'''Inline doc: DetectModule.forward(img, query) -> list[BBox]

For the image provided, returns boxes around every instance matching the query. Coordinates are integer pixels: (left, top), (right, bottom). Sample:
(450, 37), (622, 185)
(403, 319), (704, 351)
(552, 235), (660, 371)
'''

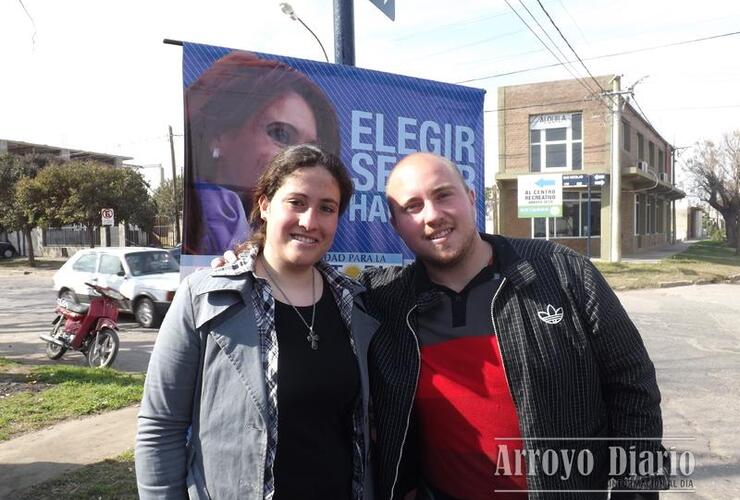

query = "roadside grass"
(0, 360), (144, 441)
(15, 449), (138, 500)
(0, 257), (66, 271)
(595, 240), (740, 290)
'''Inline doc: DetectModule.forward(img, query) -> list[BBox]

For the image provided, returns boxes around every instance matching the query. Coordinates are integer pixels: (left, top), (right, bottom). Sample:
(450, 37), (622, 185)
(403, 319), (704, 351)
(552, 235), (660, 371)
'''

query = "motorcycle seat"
(58, 300), (89, 314)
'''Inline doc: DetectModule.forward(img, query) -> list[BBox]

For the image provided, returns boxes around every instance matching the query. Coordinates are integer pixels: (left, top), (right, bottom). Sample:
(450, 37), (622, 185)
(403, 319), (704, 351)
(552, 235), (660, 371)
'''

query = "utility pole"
(608, 76), (622, 262)
(334, 0), (355, 65)
(168, 125), (181, 245)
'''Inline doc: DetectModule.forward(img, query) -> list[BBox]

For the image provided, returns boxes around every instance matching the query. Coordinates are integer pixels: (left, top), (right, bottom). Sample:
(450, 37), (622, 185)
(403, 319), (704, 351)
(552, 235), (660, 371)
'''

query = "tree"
(152, 175), (183, 221)
(15, 161), (156, 248)
(685, 132), (740, 255)
(0, 153), (55, 266)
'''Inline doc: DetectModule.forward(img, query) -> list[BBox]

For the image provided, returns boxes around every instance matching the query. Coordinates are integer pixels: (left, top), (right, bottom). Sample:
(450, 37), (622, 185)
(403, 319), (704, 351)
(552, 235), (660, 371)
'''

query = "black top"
(272, 277), (359, 500)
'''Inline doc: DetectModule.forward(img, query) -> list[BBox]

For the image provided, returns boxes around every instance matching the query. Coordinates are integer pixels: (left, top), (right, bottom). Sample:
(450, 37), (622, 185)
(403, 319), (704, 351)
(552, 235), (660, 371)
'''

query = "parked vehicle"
(53, 247), (180, 328)
(0, 241), (17, 259)
(168, 243), (181, 264)
(40, 282), (124, 368)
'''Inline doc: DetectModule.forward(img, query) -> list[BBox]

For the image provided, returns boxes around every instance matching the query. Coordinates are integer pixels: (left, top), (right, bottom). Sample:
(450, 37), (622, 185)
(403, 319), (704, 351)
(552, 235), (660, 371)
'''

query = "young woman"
(184, 51), (340, 255)
(136, 144), (377, 500)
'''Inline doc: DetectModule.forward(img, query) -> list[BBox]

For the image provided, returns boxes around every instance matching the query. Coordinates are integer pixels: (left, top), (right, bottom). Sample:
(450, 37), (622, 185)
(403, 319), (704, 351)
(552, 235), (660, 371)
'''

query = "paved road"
(618, 284), (740, 499)
(0, 273), (156, 372)
(0, 272), (738, 497)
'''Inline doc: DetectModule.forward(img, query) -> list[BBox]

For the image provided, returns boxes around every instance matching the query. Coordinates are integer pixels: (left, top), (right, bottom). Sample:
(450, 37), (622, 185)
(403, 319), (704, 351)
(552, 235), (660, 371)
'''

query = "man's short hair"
(385, 153), (471, 220)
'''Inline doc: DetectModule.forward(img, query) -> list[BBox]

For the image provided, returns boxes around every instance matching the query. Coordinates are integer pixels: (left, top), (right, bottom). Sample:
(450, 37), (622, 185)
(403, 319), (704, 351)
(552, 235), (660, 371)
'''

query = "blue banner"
(181, 41), (485, 275)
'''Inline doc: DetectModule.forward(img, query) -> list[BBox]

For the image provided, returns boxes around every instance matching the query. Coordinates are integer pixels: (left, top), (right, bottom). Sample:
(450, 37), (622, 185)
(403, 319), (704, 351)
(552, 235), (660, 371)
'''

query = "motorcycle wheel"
(46, 317), (68, 360)
(86, 328), (119, 368)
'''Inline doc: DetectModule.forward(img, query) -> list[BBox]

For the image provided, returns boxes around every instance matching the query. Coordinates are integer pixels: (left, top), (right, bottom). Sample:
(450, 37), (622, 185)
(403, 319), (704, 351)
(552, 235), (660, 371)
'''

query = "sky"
(1, 0), (738, 189)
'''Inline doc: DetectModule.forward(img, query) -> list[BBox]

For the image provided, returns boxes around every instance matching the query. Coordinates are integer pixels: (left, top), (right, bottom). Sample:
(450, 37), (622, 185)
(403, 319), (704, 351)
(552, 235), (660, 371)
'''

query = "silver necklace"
(262, 261), (319, 350)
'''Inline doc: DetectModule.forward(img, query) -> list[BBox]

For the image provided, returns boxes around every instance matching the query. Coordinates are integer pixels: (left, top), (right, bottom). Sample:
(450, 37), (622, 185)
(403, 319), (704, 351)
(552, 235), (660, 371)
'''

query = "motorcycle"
(40, 282), (124, 368)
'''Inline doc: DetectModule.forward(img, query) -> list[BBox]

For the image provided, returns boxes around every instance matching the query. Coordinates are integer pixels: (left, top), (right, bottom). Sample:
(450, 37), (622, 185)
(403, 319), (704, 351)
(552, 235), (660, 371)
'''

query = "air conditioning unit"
(637, 160), (649, 172)
(659, 172), (669, 182)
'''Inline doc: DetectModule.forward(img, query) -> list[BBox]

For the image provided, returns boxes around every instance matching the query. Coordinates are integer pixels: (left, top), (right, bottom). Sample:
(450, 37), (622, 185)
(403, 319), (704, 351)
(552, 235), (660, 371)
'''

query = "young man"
(362, 152), (667, 500)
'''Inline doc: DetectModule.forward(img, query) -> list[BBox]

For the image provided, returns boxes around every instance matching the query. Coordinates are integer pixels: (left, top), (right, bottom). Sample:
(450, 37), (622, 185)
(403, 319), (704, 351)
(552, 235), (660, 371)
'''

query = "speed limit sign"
(101, 208), (115, 226)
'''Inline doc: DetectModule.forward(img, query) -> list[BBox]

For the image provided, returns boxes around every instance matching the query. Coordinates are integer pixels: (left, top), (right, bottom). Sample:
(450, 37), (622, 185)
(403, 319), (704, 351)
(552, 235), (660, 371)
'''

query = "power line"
(631, 95), (655, 129)
(16, 0), (37, 48)
(456, 30), (740, 84)
(406, 29), (524, 62)
(517, 0), (598, 95)
(556, 0), (588, 44)
(484, 97), (596, 114)
(501, 0), (601, 100)
(535, 0), (605, 94)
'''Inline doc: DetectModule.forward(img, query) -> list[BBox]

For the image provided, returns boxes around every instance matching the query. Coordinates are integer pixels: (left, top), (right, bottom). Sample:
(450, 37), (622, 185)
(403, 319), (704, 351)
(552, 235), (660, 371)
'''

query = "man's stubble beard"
(422, 222), (479, 272)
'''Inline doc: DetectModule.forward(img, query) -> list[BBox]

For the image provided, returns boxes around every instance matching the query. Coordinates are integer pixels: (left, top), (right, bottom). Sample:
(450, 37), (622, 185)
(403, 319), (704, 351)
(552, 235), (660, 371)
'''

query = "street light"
(279, 2), (330, 63)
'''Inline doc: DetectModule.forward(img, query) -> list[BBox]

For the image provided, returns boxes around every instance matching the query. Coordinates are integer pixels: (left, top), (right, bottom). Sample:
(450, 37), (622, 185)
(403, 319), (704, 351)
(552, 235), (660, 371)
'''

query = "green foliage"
(709, 225), (726, 242)
(13, 161), (156, 234)
(152, 175), (183, 220)
(0, 153), (54, 232)
(0, 364), (144, 441)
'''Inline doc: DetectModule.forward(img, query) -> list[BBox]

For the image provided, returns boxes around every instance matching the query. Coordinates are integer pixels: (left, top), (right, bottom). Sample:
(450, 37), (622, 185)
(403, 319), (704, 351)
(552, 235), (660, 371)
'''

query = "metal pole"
(334, 0), (355, 65)
(168, 125), (181, 245)
(609, 76), (622, 262)
(586, 179), (592, 258)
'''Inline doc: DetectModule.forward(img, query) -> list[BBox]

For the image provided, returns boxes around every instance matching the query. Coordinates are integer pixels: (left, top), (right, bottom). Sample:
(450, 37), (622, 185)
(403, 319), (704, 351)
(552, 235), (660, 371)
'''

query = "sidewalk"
(0, 405), (139, 497)
(592, 239), (699, 264)
(620, 239), (699, 263)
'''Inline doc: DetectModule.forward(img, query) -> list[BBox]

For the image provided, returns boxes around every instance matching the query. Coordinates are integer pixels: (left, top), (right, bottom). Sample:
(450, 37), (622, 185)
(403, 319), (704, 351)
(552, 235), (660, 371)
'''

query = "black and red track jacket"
(361, 234), (668, 500)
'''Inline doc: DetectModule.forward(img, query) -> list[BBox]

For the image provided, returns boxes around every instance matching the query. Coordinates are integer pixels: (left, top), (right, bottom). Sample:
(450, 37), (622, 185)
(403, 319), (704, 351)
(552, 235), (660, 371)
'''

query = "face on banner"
(180, 42), (485, 275)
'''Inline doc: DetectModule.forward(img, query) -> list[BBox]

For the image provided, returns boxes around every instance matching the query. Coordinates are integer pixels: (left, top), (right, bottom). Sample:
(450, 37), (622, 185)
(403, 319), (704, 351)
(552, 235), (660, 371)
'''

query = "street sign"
(517, 174), (563, 218)
(369, 0), (395, 20)
(101, 208), (115, 226)
(562, 173), (609, 187)
(591, 173), (607, 186)
(562, 174), (589, 187)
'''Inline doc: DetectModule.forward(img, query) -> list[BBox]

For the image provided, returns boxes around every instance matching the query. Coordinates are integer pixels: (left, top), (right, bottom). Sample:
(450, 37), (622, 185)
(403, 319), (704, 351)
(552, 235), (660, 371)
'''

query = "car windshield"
(124, 251), (179, 276)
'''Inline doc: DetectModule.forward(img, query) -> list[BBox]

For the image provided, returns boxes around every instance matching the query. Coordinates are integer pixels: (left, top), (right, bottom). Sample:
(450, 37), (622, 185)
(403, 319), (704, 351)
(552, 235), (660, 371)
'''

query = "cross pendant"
(307, 328), (320, 350)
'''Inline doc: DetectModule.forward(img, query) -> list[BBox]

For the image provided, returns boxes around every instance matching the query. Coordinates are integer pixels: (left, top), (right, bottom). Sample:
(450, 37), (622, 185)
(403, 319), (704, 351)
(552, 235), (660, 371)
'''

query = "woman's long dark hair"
(235, 144), (353, 255)
(183, 51), (340, 255)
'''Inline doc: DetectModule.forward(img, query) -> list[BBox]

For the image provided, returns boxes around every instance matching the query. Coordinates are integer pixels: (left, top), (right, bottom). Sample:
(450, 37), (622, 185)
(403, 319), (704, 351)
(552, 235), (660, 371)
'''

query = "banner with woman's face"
(181, 41), (485, 276)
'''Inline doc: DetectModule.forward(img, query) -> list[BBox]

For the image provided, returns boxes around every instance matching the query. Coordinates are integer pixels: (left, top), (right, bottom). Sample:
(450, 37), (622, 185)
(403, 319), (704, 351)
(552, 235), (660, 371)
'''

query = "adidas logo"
(538, 304), (564, 325)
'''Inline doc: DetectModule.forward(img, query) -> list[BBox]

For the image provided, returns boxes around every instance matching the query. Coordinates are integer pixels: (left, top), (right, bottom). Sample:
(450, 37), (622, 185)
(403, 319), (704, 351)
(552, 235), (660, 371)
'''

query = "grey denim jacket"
(135, 259), (378, 500)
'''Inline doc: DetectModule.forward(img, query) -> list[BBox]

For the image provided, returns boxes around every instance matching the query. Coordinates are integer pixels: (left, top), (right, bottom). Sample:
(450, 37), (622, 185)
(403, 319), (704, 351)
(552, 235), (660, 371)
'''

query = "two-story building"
(495, 75), (684, 258)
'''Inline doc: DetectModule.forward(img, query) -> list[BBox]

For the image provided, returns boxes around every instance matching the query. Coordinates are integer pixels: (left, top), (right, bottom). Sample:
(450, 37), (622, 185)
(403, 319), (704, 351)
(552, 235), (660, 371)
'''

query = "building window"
(634, 194), (640, 235)
(648, 141), (655, 169)
(657, 198), (664, 233)
(530, 113), (583, 172)
(637, 133), (645, 161)
(622, 120), (631, 151)
(647, 195), (655, 233)
(658, 149), (665, 174)
(532, 191), (601, 238)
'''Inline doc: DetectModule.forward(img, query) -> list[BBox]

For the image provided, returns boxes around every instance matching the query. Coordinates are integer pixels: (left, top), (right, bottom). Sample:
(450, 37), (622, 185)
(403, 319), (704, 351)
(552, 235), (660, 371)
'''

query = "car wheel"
(135, 297), (159, 328)
(59, 289), (78, 305)
(2, 247), (15, 258)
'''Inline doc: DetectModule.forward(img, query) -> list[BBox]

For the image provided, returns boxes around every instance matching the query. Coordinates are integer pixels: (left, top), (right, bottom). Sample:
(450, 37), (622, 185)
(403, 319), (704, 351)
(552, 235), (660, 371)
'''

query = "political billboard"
(180, 41), (485, 275)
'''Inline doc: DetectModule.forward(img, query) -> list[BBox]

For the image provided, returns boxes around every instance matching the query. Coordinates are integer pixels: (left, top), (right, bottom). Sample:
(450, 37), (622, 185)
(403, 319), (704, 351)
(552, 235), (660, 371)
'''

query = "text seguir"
(346, 110), (479, 223)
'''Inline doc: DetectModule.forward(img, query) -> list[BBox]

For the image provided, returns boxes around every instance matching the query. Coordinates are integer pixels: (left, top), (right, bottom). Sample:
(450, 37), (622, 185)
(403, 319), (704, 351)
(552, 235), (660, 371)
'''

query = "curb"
(656, 277), (740, 288)
(659, 280), (693, 288)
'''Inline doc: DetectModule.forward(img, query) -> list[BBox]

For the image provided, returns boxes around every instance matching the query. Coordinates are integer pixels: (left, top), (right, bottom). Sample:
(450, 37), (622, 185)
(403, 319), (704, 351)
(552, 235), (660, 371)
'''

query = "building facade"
(496, 76), (684, 259)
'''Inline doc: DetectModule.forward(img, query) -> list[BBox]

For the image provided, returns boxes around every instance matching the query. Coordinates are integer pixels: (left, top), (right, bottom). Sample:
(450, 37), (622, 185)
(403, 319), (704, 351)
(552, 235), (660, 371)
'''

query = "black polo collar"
(412, 233), (537, 295)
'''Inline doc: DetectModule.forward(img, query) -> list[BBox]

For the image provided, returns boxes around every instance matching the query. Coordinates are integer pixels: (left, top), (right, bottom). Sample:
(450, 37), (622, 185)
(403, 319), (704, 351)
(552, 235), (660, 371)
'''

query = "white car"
(53, 247), (180, 328)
